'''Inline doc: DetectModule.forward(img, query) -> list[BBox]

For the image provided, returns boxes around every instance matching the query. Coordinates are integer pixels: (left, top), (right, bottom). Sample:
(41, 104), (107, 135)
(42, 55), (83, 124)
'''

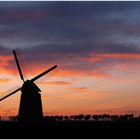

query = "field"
(0, 120), (140, 138)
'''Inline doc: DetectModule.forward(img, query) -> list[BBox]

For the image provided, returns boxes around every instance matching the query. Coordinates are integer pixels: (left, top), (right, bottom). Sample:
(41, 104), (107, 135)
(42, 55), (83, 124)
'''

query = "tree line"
(43, 114), (135, 121)
(3, 113), (140, 122)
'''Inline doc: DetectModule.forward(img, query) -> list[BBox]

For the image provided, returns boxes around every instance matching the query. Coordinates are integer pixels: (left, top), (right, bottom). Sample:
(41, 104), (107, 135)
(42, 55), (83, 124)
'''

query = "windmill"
(0, 50), (57, 123)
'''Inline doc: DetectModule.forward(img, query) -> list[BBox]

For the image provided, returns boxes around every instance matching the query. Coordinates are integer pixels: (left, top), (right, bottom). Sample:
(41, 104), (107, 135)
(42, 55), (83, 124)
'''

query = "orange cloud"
(1, 52), (140, 81)
(71, 87), (88, 93)
(57, 67), (116, 79)
(0, 90), (6, 95)
(0, 55), (13, 66)
(0, 79), (10, 83)
(87, 53), (140, 62)
(37, 81), (72, 86)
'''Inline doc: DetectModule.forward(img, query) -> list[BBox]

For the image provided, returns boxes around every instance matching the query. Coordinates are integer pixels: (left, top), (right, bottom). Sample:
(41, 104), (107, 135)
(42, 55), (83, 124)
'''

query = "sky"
(0, 1), (140, 117)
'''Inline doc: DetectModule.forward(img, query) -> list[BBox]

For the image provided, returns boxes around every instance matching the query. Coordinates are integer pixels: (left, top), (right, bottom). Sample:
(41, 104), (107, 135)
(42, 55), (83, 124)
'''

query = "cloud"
(87, 53), (140, 63)
(0, 9), (48, 23)
(0, 79), (10, 83)
(0, 90), (6, 95)
(71, 87), (88, 93)
(0, 1), (140, 81)
(0, 2), (140, 54)
(0, 1), (139, 65)
(0, 45), (140, 82)
(37, 81), (72, 86)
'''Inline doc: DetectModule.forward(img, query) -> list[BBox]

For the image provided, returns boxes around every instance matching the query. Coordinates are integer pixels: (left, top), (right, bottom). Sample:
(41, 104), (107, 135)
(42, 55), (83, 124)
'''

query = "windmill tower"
(0, 50), (57, 124)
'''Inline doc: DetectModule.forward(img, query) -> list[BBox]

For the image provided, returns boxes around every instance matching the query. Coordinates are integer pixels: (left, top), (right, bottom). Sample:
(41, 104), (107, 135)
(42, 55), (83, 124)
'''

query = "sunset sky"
(0, 1), (140, 117)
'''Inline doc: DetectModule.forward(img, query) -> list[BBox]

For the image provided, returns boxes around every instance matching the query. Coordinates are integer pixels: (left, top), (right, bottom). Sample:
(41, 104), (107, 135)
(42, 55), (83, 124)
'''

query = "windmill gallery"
(0, 50), (57, 123)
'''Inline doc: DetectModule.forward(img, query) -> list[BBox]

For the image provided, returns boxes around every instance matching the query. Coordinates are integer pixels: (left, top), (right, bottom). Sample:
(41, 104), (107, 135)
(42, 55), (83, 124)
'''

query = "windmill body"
(18, 80), (43, 123)
(0, 50), (57, 124)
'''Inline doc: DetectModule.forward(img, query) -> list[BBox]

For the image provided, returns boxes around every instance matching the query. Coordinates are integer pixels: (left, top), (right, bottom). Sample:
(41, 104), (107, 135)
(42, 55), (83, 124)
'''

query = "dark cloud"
(0, 1), (139, 55)
(0, 2), (140, 77)
(0, 46), (11, 56)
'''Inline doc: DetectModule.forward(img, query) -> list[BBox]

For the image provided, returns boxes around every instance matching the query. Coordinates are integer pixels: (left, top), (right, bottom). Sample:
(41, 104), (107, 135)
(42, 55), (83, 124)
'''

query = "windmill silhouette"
(0, 50), (57, 123)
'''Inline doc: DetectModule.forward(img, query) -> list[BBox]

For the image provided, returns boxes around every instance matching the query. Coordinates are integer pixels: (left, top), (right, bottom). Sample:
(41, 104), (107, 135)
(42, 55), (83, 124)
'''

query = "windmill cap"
(21, 80), (41, 93)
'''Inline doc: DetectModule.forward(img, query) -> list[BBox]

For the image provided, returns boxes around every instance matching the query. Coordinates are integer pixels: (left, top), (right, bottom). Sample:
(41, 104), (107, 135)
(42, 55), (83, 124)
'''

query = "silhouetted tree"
(77, 114), (84, 120)
(9, 116), (17, 121)
(121, 114), (134, 121)
(98, 115), (103, 121)
(119, 114), (129, 121)
(58, 116), (63, 121)
(137, 116), (140, 121)
(43, 116), (55, 121)
(15, 115), (18, 121)
(84, 115), (91, 120)
(44, 116), (50, 120)
(54, 115), (59, 120)
(92, 115), (99, 121)
(128, 114), (134, 120)
(70, 115), (74, 120)
(50, 116), (56, 121)
(74, 115), (78, 120)
(64, 116), (69, 120)
(102, 114), (110, 121)
(111, 115), (119, 121)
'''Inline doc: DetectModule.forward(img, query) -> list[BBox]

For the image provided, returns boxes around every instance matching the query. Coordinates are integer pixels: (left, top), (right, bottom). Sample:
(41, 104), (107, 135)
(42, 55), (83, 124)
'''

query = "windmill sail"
(13, 50), (25, 82)
(0, 65), (57, 101)
(30, 65), (57, 82)
(0, 87), (22, 101)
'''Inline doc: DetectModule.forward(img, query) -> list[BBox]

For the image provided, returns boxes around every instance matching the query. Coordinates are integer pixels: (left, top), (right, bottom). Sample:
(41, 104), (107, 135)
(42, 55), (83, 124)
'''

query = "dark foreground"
(0, 120), (140, 138)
